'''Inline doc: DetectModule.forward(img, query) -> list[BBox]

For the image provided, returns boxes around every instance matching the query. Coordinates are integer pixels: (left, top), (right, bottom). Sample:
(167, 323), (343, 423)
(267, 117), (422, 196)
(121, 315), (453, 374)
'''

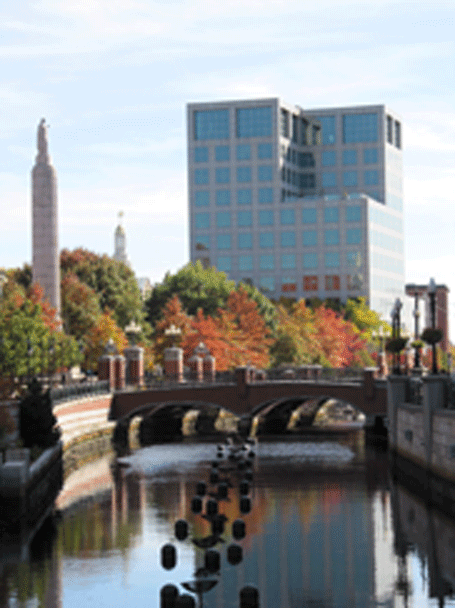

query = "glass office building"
(187, 98), (404, 319)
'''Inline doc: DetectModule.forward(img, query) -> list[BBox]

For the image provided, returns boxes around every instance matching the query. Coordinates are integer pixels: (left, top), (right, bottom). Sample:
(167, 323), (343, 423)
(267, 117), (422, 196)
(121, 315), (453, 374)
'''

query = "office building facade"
(187, 98), (404, 319)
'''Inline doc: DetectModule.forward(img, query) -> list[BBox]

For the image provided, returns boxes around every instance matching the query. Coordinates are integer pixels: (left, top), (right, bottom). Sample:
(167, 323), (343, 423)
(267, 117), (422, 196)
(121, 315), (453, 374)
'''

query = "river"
(2, 434), (455, 607)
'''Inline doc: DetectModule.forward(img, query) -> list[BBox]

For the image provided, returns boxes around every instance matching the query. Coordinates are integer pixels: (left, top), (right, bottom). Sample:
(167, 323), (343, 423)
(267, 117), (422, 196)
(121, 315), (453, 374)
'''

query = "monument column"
(32, 118), (61, 315)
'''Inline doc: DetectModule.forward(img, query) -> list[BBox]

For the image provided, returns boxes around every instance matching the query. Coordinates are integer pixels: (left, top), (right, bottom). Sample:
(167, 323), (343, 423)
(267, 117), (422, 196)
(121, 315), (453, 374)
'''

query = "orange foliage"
(27, 283), (60, 331)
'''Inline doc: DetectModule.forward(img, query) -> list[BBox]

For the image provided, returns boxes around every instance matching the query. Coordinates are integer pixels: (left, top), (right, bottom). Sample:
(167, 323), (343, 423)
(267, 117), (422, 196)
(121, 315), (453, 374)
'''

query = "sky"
(0, 0), (454, 334)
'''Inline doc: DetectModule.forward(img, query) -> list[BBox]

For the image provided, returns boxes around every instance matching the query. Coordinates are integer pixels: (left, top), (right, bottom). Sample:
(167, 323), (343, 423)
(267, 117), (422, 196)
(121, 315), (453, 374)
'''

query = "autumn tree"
(61, 273), (100, 339)
(83, 311), (128, 371)
(153, 295), (193, 364)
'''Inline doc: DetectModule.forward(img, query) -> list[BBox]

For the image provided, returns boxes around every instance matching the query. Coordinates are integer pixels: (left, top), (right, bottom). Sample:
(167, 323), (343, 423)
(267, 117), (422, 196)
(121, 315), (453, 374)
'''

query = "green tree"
(19, 379), (60, 448)
(61, 273), (100, 339)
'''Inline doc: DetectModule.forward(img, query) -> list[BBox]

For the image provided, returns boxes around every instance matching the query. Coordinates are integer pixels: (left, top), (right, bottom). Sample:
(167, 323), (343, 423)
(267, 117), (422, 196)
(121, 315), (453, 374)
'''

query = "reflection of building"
(187, 99), (404, 319)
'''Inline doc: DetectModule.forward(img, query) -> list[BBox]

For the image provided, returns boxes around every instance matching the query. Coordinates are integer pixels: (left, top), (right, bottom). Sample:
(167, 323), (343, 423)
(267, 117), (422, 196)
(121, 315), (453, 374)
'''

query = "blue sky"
(1, 0), (454, 333)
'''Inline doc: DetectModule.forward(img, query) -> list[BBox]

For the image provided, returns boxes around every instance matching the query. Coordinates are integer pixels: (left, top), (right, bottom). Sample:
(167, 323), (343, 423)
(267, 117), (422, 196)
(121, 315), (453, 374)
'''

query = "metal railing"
(50, 380), (110, 406)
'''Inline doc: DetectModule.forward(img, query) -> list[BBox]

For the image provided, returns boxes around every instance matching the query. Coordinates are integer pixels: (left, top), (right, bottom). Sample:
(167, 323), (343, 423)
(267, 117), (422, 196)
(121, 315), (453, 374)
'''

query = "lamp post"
(391, 298), (403, 374)
(413, 291), (421, 370)
(164, 324), (182, 347)
(428, 278), (438, 374)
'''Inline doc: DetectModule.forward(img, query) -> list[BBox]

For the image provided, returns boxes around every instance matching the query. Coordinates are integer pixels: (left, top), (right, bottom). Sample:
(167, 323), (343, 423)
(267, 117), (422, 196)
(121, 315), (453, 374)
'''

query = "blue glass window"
(194, 147), (209, 162)
(343, 150), (357, 165)
(259, 277), (275, 292)
(195, 168), (209, 185)
(258, 187), (273, 204)
(260, 254), (275, 270)
(302, 208), (317, 223)
(236, 106), (272, 138)
(217, 256), (231, 271)
(258, 165), (273, 181)
(195, 109), (229, 140)
(280, 209), (295, 225)
(303, 253), (318, 269)
(343, 113), (378, 143)
(325, 252), (340, 267)
(216, 211), (231, 227)
(195, 212), (210, 229)
(236, 144), (251, 160)
(259, 210), (274, 225)
(238, 211), (252, 227)
(215, 145), (230, 161)
(347, 251), (361, 266)
(216, 190), (231, 206)
(322, 151), (336, 166)
(302, 230), (317, 246)
(238, 233), (252, 249)
(194, 191), (209, 207)
(215, 167), (230, 184)
(343, 171), (358, 187)
(325, 229), (339, 245)
(324, 207), (339, 222)
(195, 235), (209, 249)
(239, 255), (253, 271)
(281, 254), (296, 269)
(237, 166), (252, 183)
(364, 169), (379, 185)
(317, 115), (336, 144)
(217, 234), (231, 249)
(346, 205), (362, 222)
(237, 189), (252, 205)
(364, 148), (378, 164)
(347, 228), (362, 244)
(257, 143), (273, 159)
(260, 232), (274, 247)
(281, 231), (295, 247)
(322, 172), (336, 188)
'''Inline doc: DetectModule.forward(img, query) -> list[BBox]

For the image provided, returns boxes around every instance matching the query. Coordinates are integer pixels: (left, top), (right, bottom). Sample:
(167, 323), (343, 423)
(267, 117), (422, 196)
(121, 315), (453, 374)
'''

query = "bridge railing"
(264, 367), (363, 383)
(50, 380), (111, 406)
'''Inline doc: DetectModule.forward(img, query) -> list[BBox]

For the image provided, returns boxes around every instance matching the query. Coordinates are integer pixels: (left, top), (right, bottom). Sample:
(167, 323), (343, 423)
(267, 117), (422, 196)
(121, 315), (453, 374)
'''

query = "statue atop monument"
(36, 118), (50, 163)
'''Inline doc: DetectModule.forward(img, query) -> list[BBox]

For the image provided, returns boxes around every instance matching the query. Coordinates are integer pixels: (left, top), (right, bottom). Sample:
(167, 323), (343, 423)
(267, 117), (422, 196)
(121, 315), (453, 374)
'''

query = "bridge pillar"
(188, 355), (203, 382)
(164, 347), (183, 382)
(387, 375), (410, 449)
(203, 355), (216, 382)
(124, 346), (144, 386)
(422, 375), (446, 468)
(363, 367), (378, 400)
(98, 354), (115, 390)
(114, 355), (126, 391)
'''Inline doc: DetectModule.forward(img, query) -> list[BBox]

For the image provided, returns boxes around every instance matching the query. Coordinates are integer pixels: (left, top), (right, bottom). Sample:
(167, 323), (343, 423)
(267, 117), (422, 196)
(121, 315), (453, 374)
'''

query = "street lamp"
(412, 291), (421, 370)
(164, 324), (182, 347)
(428, 278), (438, 374)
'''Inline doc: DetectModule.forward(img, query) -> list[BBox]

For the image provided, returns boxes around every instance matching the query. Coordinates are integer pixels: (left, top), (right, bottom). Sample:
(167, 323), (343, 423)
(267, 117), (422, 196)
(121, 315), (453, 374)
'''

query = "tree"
(153, 295), (193, 364)
(19, 379), (60, 448)
(61, 273), (100, 339)
(83, 311), (128, 371)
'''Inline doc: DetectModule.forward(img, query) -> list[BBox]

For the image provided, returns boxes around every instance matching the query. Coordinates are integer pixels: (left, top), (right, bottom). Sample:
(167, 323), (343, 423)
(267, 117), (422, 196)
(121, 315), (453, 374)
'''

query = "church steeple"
(113, 211), (130, 266)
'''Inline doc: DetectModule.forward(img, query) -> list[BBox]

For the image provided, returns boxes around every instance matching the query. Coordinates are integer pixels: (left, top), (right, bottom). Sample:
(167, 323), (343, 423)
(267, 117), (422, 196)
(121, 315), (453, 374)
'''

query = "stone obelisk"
(32, 118), (61, 315)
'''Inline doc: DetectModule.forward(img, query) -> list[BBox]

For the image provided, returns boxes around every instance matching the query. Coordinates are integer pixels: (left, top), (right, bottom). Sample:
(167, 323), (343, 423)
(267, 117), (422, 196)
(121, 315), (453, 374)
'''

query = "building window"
(280, 209), (295, 225)
(217, 234), (231, 249)
(302, 208), (317, 223)
(216, 190), (231, 205)
(195, 168), (209, 185)
(194, 191), (209, 207)
(215, 145), (230, 161)
(259, 277), (275, 293)
(217, 256), (231, 271)
(302, 230), (317, 246)
(343, 113), (378, 143)
(260, 254), (275, 270)
(239, 255), (253, 271)
(238, 233), (252, 248)
(317, 115), (336, 145)
(195, 212), (210, 229)
(194, 109), (229, 140)
(258, 187), (273, 204)
(259, 210), (274, 226)
(237, 106), (272, 138)
(303, 253), (318, 269)
(281, 231), (296, 247)
(346, 228), (362, 244)
(347, 251), (362, 267)
(343, 171), (358, 187)
(236, 144), (251, 161)
(387, 115), (393, 144)
(258, 143), (273, 159)
(325, 275), (340, 290)
(364, 148), (378, 164)
(300, 173), (316, 189)
(364, 169), (379, 185)
(322, 172), (336, 188)
(215, 167), (230, 184)
(216, 211), (231, 228)
(280, 108), (289, 138)
(237, 211), (252, 227)
(258, 165), (273, 181)
(324, 229), (339, 245)
(237, 189), (252, 205)
(281, 254), (296, 269)
(260, 232), (274, 248)
(342, 150), (357, 165)
(395, 120), (401, 149)
(282, 277), (297, 292)
(322, 151), (336, 167)
(292, 114), (299, 142)
(195, 235), (210, 249)
(324, 207), (339, 223)
(325, 252), (340, 268)
(303, 275), (318, 291)
(346, 205), (362, 222)
(194, 147), (209, 162)
(237, 166), (252, 183)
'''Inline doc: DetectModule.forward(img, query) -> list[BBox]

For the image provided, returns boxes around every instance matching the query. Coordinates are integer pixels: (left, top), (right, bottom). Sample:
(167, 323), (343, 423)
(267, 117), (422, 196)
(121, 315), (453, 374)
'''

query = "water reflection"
(1, 437), (455, 607)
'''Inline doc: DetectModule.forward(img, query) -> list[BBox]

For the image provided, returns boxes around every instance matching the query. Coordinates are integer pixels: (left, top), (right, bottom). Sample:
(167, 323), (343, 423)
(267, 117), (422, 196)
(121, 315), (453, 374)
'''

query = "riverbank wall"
(388, 375), (455, 486)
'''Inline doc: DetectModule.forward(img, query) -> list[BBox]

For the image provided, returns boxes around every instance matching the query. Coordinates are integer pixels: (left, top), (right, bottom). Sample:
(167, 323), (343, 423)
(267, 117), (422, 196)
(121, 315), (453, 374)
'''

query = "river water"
(2, 435), (455, 608)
